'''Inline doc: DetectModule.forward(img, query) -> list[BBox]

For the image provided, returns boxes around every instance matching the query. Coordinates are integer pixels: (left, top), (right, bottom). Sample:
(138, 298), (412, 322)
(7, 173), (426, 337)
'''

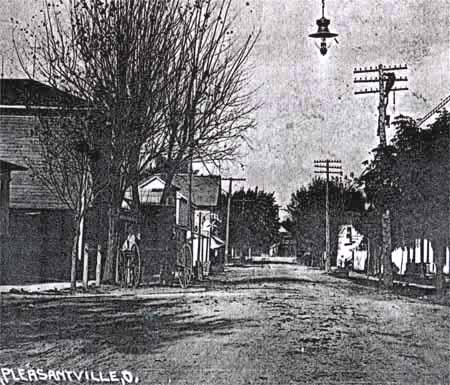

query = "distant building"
(123, 173), (223, 280)
(336, 224), (367, 271)
(269, 225), (296, 258)
(124, 175), (189, 226)
(172, 174), (223, 275)
(336, 223), (449, 275)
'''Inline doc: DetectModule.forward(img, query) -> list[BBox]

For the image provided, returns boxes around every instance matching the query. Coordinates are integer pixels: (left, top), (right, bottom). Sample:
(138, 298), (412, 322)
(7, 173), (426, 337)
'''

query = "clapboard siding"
(0, 80), (82, 284)
(0, 114), (67, 209)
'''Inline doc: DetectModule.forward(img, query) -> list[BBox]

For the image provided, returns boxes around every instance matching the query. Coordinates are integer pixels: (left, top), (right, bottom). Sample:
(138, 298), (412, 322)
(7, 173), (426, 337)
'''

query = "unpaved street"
(0, 265), (449, 385)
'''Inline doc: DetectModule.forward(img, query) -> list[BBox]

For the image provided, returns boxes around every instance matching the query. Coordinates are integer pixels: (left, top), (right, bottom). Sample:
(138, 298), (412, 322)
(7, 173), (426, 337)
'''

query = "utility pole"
(234, 196), (256, 261)
(314, 159), (342, 272)
(188, 152), (194, 254)
(222, 177), (246, 264)
(354, 63), (408, 288)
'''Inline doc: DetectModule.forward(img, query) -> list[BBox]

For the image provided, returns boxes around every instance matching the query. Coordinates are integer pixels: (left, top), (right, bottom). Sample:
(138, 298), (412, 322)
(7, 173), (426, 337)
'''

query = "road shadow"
(207, 276), (314, 287)
(334, 274), (450, 305)
(0, 296), (250, 355)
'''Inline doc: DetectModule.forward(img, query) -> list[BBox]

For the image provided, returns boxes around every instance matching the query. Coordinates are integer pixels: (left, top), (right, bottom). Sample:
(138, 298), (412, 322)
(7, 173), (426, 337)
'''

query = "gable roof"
(123, 175), (183, 207)
(172, 174), (221, 207)
(0, 78), (84, 110)
(139, 175), (179, 191)
(135, 174), (221, 207)
(0, 159), (27, 172)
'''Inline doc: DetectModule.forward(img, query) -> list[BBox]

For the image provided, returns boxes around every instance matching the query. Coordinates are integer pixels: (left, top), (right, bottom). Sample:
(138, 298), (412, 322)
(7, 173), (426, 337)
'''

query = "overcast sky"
(1, 0), (449, 207)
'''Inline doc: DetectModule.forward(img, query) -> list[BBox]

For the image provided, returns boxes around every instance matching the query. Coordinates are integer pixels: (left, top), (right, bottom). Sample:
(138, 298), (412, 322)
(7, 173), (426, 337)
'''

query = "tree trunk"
(369, 239), (379, 277)
(96, 244), (102, 287)
(378, 245), (382, 277)
(70, 222), (79, 292)
(82, 240), (89, 290)
(79, 175), (88, 289)
(78, 216), (88, 289)
(103, 208), (118, 283)
(131, 173), (142, 244)
(381, 209), (393, 288)
(419, 237), (425, 278)
(365, 238), (370, 275)
(433, 238), (446, 291)
(160, 164), (179, 205)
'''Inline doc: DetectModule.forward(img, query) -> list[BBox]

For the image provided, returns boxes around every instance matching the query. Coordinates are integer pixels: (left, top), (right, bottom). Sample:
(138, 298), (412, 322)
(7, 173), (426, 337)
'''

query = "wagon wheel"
(178, 243), (192, 289)
(125, 244), (142, 288)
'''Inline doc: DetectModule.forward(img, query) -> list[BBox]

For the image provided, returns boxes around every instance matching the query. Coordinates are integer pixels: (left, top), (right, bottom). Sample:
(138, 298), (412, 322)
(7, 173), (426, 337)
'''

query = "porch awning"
(210, 235), (225, 249)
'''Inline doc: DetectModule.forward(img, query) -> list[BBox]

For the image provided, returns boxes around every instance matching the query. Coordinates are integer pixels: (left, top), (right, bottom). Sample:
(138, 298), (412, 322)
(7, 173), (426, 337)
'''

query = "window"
(166, 197), (175, 206)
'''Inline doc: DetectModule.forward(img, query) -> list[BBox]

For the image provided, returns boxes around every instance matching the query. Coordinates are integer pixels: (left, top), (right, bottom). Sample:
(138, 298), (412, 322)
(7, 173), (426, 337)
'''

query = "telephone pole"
(314, 159), (342, 272)
(354, 63), (408, 288)
(222, 177), (246, 264)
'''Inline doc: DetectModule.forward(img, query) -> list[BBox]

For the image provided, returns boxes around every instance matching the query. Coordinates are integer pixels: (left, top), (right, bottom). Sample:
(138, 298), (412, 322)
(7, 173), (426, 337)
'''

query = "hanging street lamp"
(309, 0), (339, 56)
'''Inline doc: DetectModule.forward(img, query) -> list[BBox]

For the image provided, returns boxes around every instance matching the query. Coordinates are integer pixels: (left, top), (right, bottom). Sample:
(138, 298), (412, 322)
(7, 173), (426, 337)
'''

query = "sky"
(1, 0), (449, 207)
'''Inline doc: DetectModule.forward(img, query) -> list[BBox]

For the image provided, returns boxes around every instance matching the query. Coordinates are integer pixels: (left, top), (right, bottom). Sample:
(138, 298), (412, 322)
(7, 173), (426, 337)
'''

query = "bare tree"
(15, 0), (183, 283)
(154, 0), (260, 199)
(15, 0), (259, 285)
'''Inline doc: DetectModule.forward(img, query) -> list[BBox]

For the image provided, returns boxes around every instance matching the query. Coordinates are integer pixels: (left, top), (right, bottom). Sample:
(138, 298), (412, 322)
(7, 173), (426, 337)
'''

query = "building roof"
(123, 175), (183, 207)
(0, 79), (83, 210)
(128, 174), (221, 208)
(0, 78), (84, 109)
(138, 174), (221, 207)
(172, 174), (221, 207)
(279, 225), (289, 234)
(0, 159), (27, 172)
(139, 175), (179, 191)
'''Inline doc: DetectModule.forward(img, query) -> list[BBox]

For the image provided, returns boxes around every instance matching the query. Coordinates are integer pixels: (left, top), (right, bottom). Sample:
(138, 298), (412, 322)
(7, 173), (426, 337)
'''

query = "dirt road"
(0, 265), (448, 385)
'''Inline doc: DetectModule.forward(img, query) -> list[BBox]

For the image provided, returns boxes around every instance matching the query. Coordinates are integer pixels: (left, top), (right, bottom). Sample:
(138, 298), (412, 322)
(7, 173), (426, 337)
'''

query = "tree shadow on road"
(207, 276), (314, 287)
(0, 297), (251, 355)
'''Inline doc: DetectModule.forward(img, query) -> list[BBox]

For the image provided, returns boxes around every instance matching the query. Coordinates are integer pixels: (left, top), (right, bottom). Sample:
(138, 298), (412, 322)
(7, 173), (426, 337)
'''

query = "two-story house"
(0, 79), (78, 284)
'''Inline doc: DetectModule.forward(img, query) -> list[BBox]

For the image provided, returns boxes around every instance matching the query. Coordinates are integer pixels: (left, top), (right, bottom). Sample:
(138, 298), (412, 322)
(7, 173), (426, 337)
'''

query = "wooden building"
(123, 174), (223, 281)
(0, 79), (76, 284)
(171, 174), (223, 275)
(0, 160), (27, 234)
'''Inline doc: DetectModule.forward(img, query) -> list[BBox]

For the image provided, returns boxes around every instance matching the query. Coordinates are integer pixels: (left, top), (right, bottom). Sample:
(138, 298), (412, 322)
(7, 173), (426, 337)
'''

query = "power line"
(314, 159), (342, 272)
(353, 64), (408, 146)
(222, 177), (246, 264)
(353, 63), (408, 287)
(417, 94), (450, 127)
